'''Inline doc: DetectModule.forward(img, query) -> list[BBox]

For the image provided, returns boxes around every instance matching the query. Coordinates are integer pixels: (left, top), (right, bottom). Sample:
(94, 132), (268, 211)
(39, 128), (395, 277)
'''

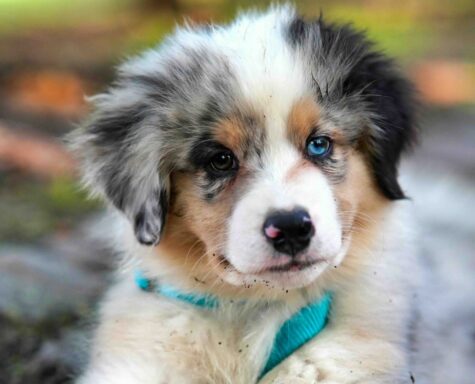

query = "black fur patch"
(189, 135), (238, 200)
(287, 17), (417, 199)
(189, 134), (229, 168)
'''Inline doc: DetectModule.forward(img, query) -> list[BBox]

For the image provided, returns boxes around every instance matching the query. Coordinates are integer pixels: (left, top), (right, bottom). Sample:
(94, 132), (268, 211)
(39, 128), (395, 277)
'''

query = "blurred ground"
(0, 0), (474, 383)
(402, 108), (475, 384)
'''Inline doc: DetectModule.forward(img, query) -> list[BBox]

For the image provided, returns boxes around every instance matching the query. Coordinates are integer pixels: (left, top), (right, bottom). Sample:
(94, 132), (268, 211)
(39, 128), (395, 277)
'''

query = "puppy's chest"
(156, 304), (282, 383)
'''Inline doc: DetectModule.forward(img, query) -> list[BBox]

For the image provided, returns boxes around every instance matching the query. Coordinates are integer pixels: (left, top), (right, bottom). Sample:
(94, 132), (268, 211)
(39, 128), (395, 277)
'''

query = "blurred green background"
(0, 1), (474, 383)
(1, 0), (474, 243)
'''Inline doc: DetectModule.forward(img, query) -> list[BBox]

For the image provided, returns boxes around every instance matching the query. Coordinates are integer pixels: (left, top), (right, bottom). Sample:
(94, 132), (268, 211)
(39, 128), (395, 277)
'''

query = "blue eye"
(306, 136), (332, 159)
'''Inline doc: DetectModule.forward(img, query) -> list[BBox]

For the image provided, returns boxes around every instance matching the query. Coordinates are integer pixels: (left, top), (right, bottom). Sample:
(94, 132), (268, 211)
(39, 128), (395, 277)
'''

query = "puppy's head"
(71, 8), (416, 293)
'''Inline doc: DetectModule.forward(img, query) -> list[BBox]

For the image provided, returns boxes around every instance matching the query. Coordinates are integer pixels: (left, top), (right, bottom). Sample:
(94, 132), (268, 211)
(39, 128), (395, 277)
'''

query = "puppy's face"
(71, 9), (415, 293)
(171, 98), (364, 289)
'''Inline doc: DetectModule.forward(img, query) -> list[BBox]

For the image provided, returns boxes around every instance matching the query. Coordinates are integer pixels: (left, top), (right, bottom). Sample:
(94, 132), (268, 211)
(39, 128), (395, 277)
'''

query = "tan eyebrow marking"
(212, 109), (264, 161)
(287, 97), (321, 149)
(213, 115), (249, 155)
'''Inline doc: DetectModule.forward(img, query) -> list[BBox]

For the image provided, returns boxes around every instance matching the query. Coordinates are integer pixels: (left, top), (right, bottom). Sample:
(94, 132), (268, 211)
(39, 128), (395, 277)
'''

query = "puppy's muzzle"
(263, 208), (314, 256)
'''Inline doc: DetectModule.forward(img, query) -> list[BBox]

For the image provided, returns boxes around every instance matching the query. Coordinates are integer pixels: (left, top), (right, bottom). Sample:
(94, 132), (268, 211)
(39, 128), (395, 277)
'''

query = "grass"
(323, 4), (435, 59)
(0, 0), (133, 34)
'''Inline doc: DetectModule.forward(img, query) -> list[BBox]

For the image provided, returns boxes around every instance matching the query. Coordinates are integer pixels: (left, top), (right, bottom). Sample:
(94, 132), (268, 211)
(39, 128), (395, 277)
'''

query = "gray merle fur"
(286, 16), (417, 199)
(69, 44), (238, 245)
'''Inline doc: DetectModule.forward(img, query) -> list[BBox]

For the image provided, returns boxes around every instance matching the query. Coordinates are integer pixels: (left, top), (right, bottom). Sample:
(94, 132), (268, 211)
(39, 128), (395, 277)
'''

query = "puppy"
(71, 5), (418, 384)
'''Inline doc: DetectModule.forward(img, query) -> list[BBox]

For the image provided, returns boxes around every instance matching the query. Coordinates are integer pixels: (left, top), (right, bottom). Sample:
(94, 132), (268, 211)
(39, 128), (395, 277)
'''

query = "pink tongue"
(265, 224), (281, 239)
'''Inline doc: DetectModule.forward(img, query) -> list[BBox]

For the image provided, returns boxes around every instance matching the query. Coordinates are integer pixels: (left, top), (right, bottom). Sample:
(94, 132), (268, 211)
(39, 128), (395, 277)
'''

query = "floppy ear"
(69, 88), (170, 246)
(316, 21), (417, 199)
(342, 49), (417, 199)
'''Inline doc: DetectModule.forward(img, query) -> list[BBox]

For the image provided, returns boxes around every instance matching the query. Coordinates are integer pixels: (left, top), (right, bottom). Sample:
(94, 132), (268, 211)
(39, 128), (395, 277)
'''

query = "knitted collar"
(135, 271), (331, 379)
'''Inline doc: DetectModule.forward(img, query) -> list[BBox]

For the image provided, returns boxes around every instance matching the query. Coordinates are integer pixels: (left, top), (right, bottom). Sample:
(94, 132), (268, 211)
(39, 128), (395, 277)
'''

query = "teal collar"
(135, 271), (331, 379)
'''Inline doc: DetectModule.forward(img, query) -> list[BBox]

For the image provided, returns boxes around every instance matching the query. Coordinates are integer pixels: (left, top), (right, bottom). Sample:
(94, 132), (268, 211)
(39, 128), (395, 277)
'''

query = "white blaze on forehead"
(212, 7), (309, 134)
(260, 141), (301, 208)
(211, 7), (311, 196)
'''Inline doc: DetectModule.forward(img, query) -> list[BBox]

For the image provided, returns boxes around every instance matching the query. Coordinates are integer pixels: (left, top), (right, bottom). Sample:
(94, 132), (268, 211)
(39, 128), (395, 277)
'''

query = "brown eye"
(209, 152), (237, 172)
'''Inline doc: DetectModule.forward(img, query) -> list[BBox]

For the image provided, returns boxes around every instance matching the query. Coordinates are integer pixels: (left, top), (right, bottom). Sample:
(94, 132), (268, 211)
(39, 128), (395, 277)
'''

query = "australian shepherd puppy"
(71, 5), (419, 384)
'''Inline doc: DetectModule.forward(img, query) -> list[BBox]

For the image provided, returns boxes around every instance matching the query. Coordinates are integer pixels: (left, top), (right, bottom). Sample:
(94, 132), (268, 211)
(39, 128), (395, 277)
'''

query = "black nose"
(263, 208), (314, 256)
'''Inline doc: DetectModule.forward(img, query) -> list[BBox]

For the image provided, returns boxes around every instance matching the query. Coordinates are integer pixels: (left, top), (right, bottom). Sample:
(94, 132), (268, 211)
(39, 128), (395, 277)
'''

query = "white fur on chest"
(80, 203), (418, 384)
(82, 280), (295, 384)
